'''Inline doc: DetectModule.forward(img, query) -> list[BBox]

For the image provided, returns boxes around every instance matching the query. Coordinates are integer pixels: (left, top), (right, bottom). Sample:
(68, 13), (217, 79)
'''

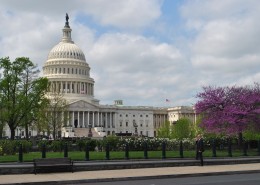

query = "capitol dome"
(43, 14), (99, 104)
(47, 42), (86, 61)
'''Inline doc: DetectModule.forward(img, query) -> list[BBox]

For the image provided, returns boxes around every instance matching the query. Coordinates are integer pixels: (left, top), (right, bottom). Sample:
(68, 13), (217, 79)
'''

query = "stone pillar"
(78, 111), (80, 127)
(92, 112), (95, 127)
(87, 112), (90, 127)
(97, 112), (100, 127)
(83, 111), (85, 127)
(72, 111), (74, 128)
(66, 82), (68, 93)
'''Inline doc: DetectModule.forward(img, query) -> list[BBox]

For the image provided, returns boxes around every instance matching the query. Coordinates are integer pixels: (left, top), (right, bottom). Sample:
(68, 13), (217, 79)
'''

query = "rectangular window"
(126, 122), (128, 127)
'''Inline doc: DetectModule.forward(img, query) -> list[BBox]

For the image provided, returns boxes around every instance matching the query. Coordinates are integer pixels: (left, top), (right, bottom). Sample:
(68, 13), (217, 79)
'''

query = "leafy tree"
(157, 120), (173, 139)
(36, 92), (68, 139)
(172, 118), (192, 140)
(0, 57), (48, 140)
(195, 84), (260, 136)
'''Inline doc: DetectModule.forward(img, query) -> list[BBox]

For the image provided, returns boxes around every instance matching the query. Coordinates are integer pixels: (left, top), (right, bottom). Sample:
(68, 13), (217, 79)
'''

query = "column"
(72, 111), (74, 128)
(66, 82), (68, 93)
(87, 111), (90, 127)
(78, 111), (80, 127)
(100, 112), (103, 127)
(70, 82), (72, 93)
(92, 112), (95, 127)
(83, 111), (85, 127)
(97, 112), (100, 127)
(79, 82), (82, 93)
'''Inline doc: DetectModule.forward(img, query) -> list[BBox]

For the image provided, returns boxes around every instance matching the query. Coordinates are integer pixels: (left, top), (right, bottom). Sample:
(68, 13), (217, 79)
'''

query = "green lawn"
(0, 149), (259, 163)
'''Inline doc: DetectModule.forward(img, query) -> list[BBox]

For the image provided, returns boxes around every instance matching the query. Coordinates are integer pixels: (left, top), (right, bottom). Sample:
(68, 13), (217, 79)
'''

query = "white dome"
(47, 42), (86, 61)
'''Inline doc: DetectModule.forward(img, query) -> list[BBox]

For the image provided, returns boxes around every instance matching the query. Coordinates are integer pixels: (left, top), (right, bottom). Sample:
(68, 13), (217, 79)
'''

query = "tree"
(157, 120), (173, 138)
(195, 84), (260, 136)
(36, 92), (68, 139)
(0, 57), (49, 140)
(172, 118), (192, 140)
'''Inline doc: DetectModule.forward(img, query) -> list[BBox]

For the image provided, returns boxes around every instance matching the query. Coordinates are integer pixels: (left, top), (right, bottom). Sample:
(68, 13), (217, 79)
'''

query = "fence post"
(18, 144), (23, 162)
(64, 142), (68, 158)
(105, 143), (110, 160)
(243, 140), (248, 156)
(162, 141), (166, 159)
(42, 143), (46, 158)
(144, 142), (148, 159)
(85, 144), (89, 161)
(179, 140), (183, 158)
(212, 139), (217, 157)
(125, 143), (129, 160)
(228, 138), (232, 157)
(258, 139), (260, 156)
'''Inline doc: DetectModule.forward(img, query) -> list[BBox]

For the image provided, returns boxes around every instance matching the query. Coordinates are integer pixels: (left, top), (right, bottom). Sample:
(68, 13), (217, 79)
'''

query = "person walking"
(195, 135), (199, 160)
(196, 134), (204, 166)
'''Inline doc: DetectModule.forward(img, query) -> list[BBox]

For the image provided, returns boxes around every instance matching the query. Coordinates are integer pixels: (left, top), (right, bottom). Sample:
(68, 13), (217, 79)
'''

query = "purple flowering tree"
(195, 84), (260, 136)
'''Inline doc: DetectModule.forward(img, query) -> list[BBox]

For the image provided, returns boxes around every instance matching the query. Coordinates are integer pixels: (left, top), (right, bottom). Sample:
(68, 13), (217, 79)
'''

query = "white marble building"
(2, 16), (196, 139)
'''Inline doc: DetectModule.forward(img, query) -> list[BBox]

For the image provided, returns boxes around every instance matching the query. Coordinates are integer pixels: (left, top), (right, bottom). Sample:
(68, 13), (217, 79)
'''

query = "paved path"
(1, 163), (260, 184)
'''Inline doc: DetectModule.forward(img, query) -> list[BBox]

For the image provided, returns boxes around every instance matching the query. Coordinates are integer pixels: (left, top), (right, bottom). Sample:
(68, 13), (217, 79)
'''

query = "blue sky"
(0, 0), (259, 107)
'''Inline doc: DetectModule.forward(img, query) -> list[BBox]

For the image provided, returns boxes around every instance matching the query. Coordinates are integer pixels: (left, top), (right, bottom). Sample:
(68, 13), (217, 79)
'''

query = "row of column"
(67, 111), (115, 129)
(153, 114), (168, 128)
(49, 81), (94, 95)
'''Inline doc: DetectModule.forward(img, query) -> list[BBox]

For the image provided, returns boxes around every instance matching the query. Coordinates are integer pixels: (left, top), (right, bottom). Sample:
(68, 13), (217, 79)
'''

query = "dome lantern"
(62, 13), (73, 43)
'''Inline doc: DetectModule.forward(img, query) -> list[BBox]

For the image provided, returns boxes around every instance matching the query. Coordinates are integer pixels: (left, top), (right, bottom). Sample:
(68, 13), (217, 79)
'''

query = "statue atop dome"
(65, 13), (70, 27)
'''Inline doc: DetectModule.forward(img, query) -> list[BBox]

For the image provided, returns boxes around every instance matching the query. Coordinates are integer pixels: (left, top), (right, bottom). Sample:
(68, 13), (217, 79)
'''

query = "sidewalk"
(1, 162), (260, 184)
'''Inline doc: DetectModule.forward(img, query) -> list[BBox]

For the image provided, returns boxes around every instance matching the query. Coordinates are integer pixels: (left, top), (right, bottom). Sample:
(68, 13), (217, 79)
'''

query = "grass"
(0, 149), (259, 163)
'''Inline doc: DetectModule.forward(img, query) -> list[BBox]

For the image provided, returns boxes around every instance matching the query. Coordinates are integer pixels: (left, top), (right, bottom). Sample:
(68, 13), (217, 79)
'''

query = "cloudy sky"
(0, 0), (259, 107)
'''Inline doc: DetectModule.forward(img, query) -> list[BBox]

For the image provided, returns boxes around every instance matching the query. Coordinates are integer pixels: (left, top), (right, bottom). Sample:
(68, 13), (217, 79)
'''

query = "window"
(126, 114), (128, 117)
(146, 115), (148, 118)
(72, 68), (74, 74)
(67, 68), (70, 74)
(76, 68), (77, 74)
(120, 122), (122, 127)
(140, 115), (143, 117)
(140, 131), (143, 135)
(126, 122), (128, 127)
(63, 68), (65, 73)
(133, 115), (135, 117)
(140, 124), (142, 127)
(119, 114), (122, 117)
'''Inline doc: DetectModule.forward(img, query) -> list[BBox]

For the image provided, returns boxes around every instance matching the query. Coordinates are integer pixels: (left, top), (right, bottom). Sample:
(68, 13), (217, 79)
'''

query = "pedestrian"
(195, 135), (199, 160)
(196, 134), (204, 166)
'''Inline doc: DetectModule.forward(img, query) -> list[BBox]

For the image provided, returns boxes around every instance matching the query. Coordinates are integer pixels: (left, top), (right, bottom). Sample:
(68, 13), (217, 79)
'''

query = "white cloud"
(181, 0), (260, 90)
(87, 33), (186, 106)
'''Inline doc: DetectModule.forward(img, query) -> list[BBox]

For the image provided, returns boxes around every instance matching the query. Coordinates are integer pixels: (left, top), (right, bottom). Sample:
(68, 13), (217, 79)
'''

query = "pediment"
(68, 100), (99, 110)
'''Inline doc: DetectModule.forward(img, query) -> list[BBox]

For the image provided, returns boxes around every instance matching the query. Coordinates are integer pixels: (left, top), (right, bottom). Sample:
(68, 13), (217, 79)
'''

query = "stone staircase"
(74, 128), (103, 138)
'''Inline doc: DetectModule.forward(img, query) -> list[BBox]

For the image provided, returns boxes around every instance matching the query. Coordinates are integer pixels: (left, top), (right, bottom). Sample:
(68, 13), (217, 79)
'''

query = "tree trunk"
(25, 124), (29, 140)
(0, 125), (3, 139)
(10, 128), (15, 140)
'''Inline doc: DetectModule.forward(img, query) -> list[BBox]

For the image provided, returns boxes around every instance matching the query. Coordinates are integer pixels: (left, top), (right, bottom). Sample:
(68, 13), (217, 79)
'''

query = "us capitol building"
(4, 15), (196, 139)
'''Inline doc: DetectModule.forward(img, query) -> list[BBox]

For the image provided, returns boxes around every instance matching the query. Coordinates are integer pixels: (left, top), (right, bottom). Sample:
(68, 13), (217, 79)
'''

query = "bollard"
(144, 142), (148, 159)
(243, 140), (248, 156)
(64, 142), (68, 158)
(105, 143), (110, 160)
(228, 138), (232, 157)
(179, 140), (183, 158)
(42, 143), (46, 158)
(18, 144), (23, 162)
(85, 144), (89, 161)
(212, 139), (217, 157)
(125, 143), (129, 160)
(162, 142), (166, 159)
